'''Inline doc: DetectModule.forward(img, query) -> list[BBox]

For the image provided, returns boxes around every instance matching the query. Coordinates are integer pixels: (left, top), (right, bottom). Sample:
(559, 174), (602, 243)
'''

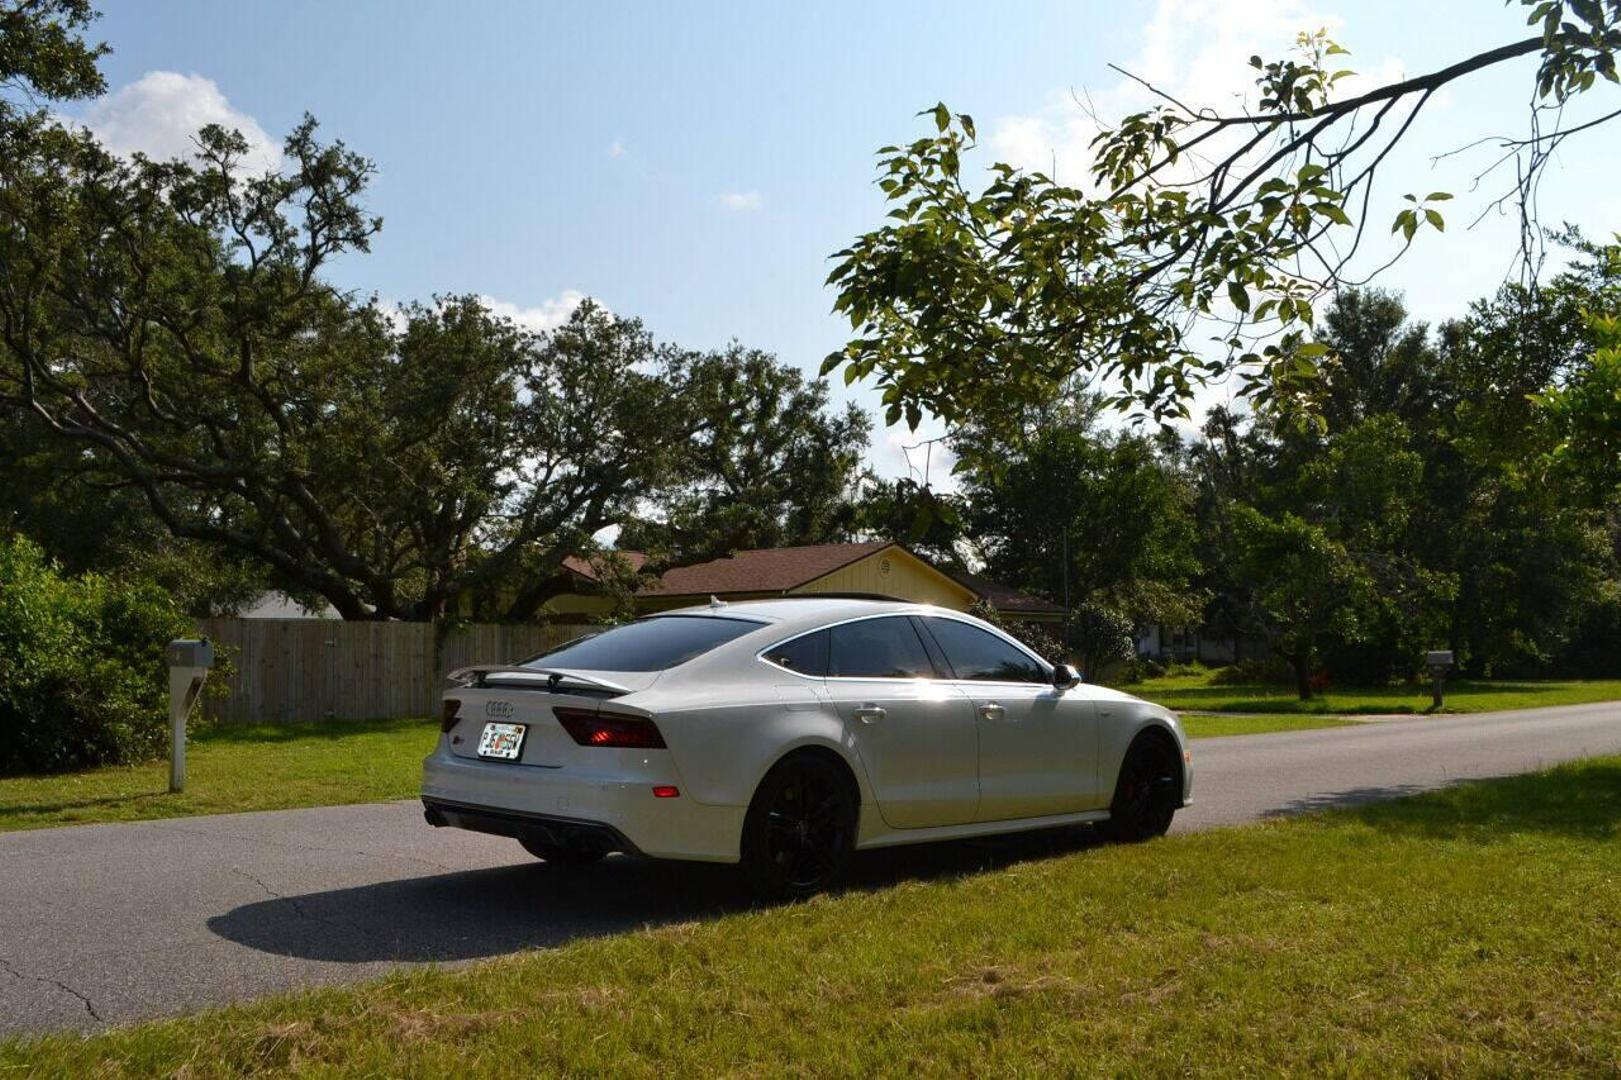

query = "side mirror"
(1052, 663), (1080, 690)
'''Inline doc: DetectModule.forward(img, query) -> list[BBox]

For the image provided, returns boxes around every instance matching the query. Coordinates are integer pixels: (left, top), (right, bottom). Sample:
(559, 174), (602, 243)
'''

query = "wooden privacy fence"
(196, 619), (590, 724)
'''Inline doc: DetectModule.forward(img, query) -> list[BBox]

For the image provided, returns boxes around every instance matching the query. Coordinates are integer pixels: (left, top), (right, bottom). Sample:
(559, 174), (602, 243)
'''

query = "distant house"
(940, 569), (1066, 626)
(236, 591), (339, 620)
(552, 541), (1062, 625)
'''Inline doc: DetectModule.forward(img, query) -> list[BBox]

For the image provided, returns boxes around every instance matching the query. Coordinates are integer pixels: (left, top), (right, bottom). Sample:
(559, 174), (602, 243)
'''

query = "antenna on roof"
(709, 595), (728, 610)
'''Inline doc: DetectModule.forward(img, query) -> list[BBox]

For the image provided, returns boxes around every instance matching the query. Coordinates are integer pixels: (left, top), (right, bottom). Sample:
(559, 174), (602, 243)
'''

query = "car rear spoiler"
(445, 665), (632, 695)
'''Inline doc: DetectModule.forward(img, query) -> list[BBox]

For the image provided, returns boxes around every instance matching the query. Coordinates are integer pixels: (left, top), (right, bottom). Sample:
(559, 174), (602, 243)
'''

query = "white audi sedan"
(422, 597), (1191, 897)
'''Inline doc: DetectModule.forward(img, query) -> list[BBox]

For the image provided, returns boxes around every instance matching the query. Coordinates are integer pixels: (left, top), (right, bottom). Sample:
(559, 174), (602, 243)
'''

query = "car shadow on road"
(206, 826), (1104, 965)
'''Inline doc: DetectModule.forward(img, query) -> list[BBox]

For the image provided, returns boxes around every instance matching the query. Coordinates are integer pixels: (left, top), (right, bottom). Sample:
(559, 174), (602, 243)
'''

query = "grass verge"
(0, 718), (438, 833)
(1133, 672), (1621, 715)
(5, 757), (1618, 1075)
(1175, 712), (1360, 738)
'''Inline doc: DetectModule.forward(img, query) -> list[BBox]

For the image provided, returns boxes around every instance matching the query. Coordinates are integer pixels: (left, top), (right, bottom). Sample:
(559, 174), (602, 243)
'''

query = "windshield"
(523, 615), (763, 672)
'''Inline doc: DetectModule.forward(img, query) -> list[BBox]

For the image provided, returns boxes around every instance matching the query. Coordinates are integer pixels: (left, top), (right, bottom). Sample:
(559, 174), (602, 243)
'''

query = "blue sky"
(77, 1), (1618, 483)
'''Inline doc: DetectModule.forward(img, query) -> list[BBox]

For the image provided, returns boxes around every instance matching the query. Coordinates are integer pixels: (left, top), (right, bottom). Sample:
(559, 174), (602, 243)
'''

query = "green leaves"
(1392, 192), (1451, 240)
(0, 0), (108, 121)
(1527, 0), (1621, 99)
(1228, 280), (1252, 313)
(825, 5), (1621, 451)
(1535, 309), (1621, 499)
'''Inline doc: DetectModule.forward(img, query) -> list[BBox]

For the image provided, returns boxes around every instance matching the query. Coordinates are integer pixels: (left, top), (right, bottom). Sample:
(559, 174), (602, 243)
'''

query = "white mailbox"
(167, 638), (214, 793)
(1425, 649), (1454, 710)
(166, 639), (215, 670)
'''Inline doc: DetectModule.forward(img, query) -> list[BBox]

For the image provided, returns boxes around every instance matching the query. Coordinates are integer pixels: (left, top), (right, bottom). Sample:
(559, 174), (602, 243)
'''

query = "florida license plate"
(477, 722), (527, 760)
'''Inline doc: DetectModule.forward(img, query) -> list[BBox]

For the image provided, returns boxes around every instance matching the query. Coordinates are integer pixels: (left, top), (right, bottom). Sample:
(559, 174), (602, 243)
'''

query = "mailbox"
(166, 639), (214, 670)
(167, 638), (214, 793)
(1425, 649), (1454, 710)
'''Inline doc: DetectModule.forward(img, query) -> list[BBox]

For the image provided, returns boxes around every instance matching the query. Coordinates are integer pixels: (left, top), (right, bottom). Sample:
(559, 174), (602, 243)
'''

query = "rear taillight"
(441, 698), (462, 733)
(554, 707), (666, 749)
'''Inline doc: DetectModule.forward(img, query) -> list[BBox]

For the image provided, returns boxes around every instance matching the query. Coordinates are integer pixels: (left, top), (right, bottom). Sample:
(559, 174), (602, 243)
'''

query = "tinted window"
(922, 618), (1048, 683)
(525, 616), (760, 672)
(829, 617), (936, 679)
(763, 629), (830, 676)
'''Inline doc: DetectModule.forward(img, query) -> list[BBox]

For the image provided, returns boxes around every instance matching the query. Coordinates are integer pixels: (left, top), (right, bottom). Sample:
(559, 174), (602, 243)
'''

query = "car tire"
(740, 754), (857, 901)
(519, 837), (608, 865)
(1101, 734), (1180, 842)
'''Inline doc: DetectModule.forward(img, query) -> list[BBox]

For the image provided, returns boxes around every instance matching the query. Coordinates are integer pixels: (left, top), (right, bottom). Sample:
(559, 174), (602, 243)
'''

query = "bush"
(1113, 656), (1155, 684)
(1209, 657), (1294, 686)
(0, 535), (197, 774)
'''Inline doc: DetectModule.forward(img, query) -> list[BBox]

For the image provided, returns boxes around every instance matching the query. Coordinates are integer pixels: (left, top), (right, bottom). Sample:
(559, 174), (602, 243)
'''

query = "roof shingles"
(640, 541), (890, 596)
(561, 541), (1061, 615)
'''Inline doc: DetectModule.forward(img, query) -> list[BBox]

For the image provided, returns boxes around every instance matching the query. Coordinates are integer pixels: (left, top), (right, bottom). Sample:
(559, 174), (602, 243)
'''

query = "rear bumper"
(420, 744), (745, 863)
(422, 797), (641, 855)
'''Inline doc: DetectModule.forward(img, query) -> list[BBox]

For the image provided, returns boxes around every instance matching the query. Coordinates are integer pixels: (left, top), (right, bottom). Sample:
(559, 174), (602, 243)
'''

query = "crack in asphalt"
(231, 866), (319, 923)
(228, 867), (393, 948)
(0, 954), (103, 1023)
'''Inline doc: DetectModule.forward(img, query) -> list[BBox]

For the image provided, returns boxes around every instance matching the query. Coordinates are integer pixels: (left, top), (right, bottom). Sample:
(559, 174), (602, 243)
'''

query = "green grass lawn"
(1175, 712), (1361, 738)
(0, 718), (439, 833)
(1130, 670), (1621, 715)
(5, 757), (1618, 1075)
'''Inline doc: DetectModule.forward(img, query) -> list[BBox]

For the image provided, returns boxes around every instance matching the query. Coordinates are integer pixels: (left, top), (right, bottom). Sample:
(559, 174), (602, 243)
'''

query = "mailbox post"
(166, 639), (214, 794)
(1426, 649), (1454, 711)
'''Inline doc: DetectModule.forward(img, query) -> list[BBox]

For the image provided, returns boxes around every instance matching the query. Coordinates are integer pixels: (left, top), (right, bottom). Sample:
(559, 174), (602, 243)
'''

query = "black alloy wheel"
(1103, 737), (1180, 842)
(741, 755), (857, 900)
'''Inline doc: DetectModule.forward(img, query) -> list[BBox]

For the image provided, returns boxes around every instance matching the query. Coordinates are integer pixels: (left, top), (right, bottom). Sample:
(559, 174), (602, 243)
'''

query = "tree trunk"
(1293, 651), (1314, 701)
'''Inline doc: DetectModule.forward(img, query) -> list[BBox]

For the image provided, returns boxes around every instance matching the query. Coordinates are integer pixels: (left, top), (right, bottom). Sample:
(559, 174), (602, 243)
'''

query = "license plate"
(477, 722), (527, 760)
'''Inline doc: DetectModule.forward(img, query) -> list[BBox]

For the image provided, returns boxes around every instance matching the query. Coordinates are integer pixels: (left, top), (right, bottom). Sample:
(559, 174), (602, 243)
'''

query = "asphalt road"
(3, 701), (1618, 1036)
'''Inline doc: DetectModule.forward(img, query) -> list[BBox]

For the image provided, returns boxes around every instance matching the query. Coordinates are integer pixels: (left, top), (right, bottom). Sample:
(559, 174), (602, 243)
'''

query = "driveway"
(3, 701), (1618, 1036)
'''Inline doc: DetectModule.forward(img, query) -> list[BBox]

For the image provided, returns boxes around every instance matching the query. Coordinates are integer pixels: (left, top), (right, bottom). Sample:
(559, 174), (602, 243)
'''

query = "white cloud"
(607, 138), (627, 158)
(373, 297), (411, 334)
(83, 71), (281, 173)
(985, 1), (1400, 187)
(479, 290), (590, 333)
(718, 189), (764, 212)
(877, 419), (958, 491)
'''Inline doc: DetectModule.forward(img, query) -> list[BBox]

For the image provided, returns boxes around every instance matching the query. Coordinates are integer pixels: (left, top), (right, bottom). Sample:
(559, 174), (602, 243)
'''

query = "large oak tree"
(0, 4), (865, 620)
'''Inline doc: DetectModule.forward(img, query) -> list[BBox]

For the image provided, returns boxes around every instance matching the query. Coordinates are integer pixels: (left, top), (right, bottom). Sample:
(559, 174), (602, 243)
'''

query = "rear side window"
(525, 616), (760, 672)
(829, 617), (937, 679)
(921, 617), (1049, 684)
(763, 629), (830, 676)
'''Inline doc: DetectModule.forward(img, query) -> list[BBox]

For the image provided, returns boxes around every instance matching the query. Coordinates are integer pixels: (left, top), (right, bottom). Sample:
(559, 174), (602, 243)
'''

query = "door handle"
(853, 704), (886, 724)
(978, 702), (1006, 721)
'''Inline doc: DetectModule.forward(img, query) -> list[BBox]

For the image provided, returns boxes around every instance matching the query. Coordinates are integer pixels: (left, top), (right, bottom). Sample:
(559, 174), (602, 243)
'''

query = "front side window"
(525, 615), (761, 672)
(828, 617), (937, 679)
(921, 617), (1049, 684)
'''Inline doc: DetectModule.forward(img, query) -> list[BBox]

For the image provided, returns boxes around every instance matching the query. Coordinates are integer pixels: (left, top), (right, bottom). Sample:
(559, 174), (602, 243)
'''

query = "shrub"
(1209, 657), (1294, 686)
(0, 536), (197, 774)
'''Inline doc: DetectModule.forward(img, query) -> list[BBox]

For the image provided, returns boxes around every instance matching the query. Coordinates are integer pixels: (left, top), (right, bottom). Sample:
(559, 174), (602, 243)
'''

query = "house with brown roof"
(552, 541), (1063, 625)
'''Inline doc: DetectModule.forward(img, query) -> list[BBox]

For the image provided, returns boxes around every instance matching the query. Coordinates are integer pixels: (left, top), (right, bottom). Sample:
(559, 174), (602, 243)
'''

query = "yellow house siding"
(793, 547), (977, 609)
(638, 590), (779, 613)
